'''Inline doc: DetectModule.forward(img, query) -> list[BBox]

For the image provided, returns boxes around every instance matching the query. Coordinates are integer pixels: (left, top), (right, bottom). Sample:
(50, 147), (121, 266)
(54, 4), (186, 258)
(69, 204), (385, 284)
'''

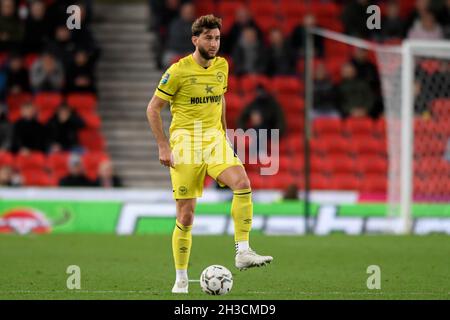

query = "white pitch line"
(0, 290), (448, 296)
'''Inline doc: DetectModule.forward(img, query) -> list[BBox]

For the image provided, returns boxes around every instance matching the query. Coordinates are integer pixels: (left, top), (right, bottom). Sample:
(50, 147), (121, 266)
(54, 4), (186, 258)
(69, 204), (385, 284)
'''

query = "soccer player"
(146, 14), (273, 294)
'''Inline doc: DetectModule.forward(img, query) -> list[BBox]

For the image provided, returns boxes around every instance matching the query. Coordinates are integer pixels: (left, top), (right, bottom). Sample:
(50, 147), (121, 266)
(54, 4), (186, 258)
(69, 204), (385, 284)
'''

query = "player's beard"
(198, 45), (216, 60)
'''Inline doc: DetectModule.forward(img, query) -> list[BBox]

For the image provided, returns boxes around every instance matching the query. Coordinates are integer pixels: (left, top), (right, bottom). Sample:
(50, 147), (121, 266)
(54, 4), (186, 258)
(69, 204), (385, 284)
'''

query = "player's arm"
(221, 95), (227, 132)
(146, 95), (174, 168)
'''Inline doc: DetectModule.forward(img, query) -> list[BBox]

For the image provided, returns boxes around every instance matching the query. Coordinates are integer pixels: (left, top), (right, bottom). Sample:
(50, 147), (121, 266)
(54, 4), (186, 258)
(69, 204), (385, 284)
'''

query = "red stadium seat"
(431, 98), (450, 120)
(21, 169), (55, 187)
(224, 93), (241, 112)
(414, 136), (447, 156)
(227, 75), (239, 94)
(279, 3), (307, 19)
(66, 93), (97, 112)
(272, 77), (304, 95)
(373, 117), (386, 138)
(37, 108), (55, 124)
(312, 118), (343, 137)
(285, 134), (304, 153)
(343, 117), (374, 137)
(276, 95), (304, 113)
(310, 173), (335, 190)
(325, 136), (354, 156)
(240, 74), (271, 93)
(310, 138), (328, 156)
(15, 152), (46, 171)
(361, 174), (387, 193)
(78, 129), (106, 152)
(356, 156), (388, 175)
(0, 151), (14, 167)
(332, 173), (361, 191)
(329, 155), (356, 174)
(254, 16), (279, 33)
(353, 136), (386, 156)
(82, 152), (109, 180)
(47, 152), (70, 179)
(249, 1), (277, 16)
(285, 109), (304, 134)
(310, 155), (332, 175)
(6, 93), (33, 111)
(79, 112), (101, 129)
(33, 92), (63, 112)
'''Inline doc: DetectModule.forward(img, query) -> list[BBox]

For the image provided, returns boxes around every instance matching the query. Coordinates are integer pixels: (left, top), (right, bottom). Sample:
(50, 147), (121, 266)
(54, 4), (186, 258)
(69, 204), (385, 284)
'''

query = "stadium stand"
(0, 0), (109, 187)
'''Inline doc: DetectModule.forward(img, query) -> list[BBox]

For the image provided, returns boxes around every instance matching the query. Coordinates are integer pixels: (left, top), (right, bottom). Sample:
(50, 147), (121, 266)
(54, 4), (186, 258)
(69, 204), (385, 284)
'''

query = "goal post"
(305, 27), (450, 234)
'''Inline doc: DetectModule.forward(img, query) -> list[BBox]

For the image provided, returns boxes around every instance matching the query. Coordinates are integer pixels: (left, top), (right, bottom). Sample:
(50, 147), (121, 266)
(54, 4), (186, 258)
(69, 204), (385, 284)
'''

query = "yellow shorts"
(169, 135), (244, 199)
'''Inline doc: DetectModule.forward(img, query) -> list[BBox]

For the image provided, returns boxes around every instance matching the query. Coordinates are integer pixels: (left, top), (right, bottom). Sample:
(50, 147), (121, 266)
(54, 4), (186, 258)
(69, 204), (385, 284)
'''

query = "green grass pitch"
(0, 234), (449, 300)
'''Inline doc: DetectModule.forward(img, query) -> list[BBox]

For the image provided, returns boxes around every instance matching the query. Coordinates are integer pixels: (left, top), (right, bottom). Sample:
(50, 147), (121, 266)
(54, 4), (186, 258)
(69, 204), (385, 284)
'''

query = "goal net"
(305, 28), (450, 234)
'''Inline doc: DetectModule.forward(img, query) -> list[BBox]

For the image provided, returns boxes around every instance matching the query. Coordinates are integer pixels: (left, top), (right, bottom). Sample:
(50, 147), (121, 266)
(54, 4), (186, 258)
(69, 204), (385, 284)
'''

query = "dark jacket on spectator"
(338, 79), (374, 116)
(59, 174), (95, 187)
(46, 111), (85, 150)
(11, 118), (48, 152)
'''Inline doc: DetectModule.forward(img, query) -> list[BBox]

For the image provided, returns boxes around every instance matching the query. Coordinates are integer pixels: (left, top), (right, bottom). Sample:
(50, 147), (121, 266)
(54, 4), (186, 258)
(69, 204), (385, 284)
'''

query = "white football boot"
(171, 277), (189, 294)
(235, 248), (273, 270)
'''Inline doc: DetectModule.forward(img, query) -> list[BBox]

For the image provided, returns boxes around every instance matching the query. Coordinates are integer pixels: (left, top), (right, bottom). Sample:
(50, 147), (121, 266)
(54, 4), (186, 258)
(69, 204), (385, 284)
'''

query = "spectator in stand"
(6, 53), (30, 94)
(47, 104), (85, 153)
(265, 27), (296, 76)
(46, 24), (77, 70)
(312, 63), (339, 118)
(162, 2), (196, 68)
(149, 0), (182, 69)
(407, 10), (444, 40)
(0, 102), (12, 150)
(222, 6), (263, 55)
(290, 13), (324, 59)
(0, 0), (23, 52)
(0, 165), (20, 186)
(378, 0), (405, 41)
(30, 52), (64, 92)
(11, 103), (48, 153)
(94, 160), (122, 188)
(22, 0), (51, 54)
(436, 0), (450, 37)
(59, 153), (94, 187)
(413, 80), (431, 115)
(232, 26), (266, 76)
(337, 63), (374, 117)
(70, 2), (100, 63)
(237, 85), (286, 155)
(341, 0), (372, 38)
(404, 0), (434, 35)
(350, 47), (383, 117)
(66, 48), (96, 93)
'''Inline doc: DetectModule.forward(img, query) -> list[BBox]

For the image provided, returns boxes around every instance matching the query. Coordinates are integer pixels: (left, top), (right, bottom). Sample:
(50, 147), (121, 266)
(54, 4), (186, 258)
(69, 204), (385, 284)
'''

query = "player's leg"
(169, 160), (206, 293)
(171, 198), (196, 294)
(215, 165), (273, 270)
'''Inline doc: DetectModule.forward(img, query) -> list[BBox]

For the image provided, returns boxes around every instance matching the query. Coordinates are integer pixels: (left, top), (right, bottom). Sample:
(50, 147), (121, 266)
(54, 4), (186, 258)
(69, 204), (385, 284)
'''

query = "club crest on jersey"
(160, 73), (170, 85)
(216, 71), (225, 83)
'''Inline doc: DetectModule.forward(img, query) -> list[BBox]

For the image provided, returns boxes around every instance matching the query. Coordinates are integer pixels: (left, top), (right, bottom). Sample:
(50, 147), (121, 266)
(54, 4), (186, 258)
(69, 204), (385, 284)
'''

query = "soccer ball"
(200, 265), (233, 295)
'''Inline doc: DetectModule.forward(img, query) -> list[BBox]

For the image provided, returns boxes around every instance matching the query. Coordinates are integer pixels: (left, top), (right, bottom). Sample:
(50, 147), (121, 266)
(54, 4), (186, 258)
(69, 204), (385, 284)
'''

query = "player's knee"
(178, 211), (194, 226)
(233, 177), (251, 191)
(177, 203), (195, 226)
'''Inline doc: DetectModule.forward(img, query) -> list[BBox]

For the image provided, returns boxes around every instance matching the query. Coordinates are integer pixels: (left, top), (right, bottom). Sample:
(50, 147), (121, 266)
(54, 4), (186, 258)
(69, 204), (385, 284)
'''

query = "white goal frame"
(305, 28), (450, 234)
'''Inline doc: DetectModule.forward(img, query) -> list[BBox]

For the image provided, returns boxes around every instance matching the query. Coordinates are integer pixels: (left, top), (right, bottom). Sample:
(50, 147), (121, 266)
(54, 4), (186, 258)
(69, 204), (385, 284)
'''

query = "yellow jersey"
(154, 54), (228, 143)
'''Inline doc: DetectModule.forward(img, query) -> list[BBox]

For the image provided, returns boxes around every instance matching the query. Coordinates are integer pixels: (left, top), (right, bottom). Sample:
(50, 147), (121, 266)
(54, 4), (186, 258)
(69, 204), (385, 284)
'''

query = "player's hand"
(158, 143), (174, 168)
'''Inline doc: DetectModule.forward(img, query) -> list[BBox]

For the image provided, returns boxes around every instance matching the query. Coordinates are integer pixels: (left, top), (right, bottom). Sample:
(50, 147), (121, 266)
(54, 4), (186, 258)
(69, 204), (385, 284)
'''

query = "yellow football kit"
(154, 54), (243, 199)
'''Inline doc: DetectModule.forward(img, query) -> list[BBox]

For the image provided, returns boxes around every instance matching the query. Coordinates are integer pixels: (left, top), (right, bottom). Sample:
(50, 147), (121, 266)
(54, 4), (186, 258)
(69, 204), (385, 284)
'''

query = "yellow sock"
(172, 220), (192, 270)
(231, 188), (253, 243)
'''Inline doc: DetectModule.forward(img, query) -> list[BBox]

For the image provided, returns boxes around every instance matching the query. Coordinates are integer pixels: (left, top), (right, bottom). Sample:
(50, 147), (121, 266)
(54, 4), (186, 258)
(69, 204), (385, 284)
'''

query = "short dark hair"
(191, 14), (222, 36)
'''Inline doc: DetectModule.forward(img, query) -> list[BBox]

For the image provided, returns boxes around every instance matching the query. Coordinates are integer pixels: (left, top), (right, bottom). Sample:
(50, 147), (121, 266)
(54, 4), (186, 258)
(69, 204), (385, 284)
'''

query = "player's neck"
(192, 51), (212, 69)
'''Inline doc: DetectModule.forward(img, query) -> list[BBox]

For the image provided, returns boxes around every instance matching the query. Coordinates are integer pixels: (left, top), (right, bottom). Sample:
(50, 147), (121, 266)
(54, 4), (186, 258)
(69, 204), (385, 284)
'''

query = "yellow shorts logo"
(179, 186), (188, 195)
